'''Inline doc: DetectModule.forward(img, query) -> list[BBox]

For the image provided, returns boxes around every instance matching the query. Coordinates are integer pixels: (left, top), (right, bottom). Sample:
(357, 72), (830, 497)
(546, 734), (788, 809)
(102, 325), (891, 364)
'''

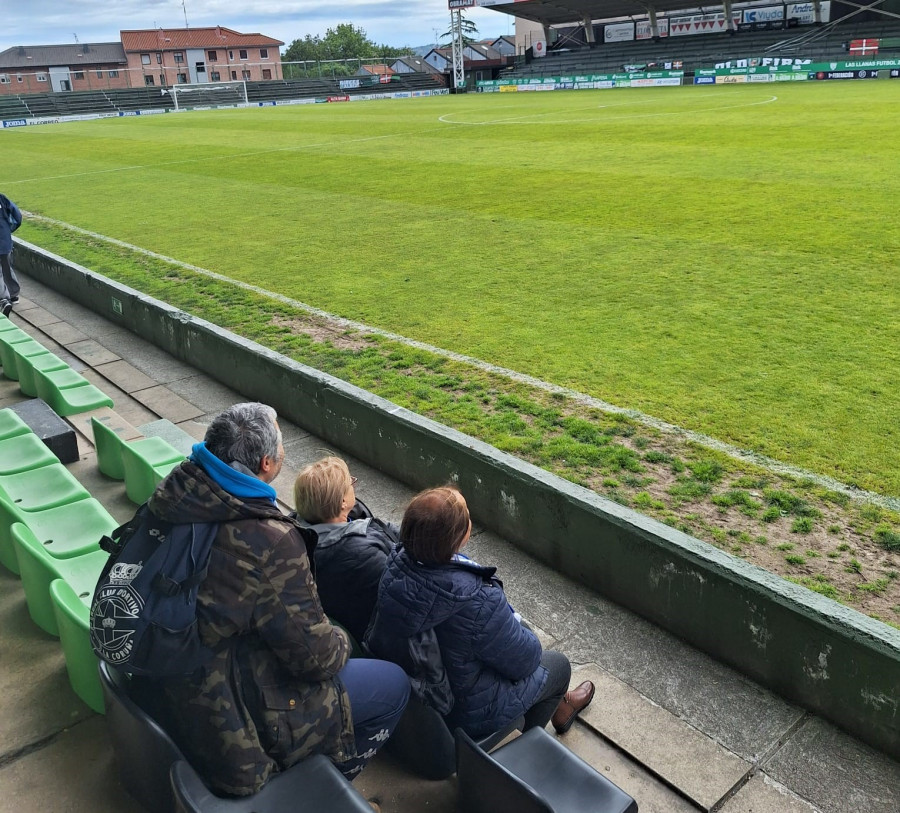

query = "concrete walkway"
(1, 276), (898, 813)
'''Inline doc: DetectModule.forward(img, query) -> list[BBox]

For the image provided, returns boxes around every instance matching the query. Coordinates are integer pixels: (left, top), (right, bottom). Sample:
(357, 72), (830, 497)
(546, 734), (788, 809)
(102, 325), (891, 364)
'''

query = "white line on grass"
(25, 213), (898, 510)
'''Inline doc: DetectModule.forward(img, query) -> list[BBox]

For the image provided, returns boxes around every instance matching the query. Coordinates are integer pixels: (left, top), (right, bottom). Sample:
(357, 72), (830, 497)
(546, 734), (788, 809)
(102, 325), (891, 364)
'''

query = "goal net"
(164, 80), (248, 111)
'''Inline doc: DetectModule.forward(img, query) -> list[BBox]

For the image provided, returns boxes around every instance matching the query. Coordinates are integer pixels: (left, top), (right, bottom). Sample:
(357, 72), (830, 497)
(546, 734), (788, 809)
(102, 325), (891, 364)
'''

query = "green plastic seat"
(0, 494), (115, 575)
(0, 408), (31, 441)
(0, 462), (89, 511)
(121, 439), (185, 504)
(13, 522), (108, 636)
(17, 351), (69, 398)
(0, 328), (34, 377)
(0, 432), (58, 475)
(91, 416), (129, 480)
(33, 366), (114, 417)
(0, 315), (21, 333)
(1, 337), (51, 381)
(50, 579), (105, 713)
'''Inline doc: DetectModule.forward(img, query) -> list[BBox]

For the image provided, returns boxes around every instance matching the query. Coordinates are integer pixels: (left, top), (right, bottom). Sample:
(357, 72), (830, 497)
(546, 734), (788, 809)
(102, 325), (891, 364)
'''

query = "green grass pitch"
(3, 81), (898, 495)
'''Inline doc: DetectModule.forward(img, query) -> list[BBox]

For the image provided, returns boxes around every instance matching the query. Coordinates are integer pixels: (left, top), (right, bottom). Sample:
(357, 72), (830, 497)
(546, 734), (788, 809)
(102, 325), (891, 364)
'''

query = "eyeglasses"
(349, 476), (358, 486)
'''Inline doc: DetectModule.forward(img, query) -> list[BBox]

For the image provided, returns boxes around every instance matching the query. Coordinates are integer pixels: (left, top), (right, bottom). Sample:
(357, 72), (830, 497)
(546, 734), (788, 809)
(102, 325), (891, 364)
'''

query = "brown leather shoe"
(551, 680), (595, 734)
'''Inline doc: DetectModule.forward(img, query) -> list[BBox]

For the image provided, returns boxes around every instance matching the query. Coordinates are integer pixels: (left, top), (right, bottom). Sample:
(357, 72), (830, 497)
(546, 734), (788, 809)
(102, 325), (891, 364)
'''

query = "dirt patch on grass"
(270, 314), (373, 352)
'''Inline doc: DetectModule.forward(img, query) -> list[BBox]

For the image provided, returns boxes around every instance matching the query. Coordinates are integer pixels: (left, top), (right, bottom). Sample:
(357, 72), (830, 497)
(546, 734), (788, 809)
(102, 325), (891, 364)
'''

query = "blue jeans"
(338, 658), (410, 778)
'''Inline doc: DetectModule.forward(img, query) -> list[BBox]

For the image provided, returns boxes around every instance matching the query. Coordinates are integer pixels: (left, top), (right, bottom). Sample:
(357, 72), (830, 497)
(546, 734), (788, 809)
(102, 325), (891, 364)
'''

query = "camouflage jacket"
(146, 461), (355, 796)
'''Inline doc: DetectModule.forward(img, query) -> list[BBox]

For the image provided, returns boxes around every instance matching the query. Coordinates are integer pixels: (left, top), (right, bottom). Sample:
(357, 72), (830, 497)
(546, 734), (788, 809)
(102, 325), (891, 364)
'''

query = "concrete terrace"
(1, 275), (899, 813)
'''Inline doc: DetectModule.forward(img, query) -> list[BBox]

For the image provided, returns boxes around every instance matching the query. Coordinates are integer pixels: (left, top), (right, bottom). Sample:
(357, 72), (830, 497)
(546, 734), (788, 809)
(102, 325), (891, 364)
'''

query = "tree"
(283, 34), (322, 63)
(441, 12), (479, 47)
(320, 23), (376, 61)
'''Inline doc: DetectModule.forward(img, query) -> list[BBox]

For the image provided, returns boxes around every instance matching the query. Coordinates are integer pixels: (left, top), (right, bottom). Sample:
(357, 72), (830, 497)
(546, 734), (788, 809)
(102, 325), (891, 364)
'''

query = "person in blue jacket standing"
(366, 486), (595, 740)
(0, 193), (23, 317)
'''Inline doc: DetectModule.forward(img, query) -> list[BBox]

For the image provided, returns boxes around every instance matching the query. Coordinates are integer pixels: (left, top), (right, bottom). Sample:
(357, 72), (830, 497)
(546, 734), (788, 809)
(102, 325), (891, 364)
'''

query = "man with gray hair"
(142, 402), (409, 797)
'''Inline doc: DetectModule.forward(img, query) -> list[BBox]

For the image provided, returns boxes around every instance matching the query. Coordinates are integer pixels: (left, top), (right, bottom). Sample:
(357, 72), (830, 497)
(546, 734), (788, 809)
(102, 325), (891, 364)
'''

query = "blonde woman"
(293, 456), (398, 643)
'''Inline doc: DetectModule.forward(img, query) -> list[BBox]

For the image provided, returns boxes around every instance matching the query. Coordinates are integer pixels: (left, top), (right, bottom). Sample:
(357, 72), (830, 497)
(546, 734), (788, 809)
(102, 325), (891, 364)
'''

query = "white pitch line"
(24, 213), (897, 510)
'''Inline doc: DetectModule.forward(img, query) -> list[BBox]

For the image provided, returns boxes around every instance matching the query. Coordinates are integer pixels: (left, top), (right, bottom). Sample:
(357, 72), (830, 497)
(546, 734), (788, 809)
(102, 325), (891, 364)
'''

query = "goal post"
(163, 80), (248, 111)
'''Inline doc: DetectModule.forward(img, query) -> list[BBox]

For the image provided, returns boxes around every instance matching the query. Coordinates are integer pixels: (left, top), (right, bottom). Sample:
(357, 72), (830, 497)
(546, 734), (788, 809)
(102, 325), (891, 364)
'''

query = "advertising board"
(604, 22), (635, 43)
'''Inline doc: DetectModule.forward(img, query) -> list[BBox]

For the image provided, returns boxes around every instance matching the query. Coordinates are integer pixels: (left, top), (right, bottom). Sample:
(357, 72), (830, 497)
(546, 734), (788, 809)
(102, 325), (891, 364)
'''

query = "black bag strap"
(150, 520), (219, 597)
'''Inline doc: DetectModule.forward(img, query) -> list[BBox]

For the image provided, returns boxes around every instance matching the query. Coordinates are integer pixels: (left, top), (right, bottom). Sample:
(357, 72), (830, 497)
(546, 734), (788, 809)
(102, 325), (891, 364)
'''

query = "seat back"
(50, 579), (105, 712)
(456, 727), (552, 813)
(13, 522), (66, 634)
(386, 691), (525, 781)
(170, 755), (375, 813)
(98, 659), (185, 813)
(91, 416), (126, 480)
(0, 407), (30, 440)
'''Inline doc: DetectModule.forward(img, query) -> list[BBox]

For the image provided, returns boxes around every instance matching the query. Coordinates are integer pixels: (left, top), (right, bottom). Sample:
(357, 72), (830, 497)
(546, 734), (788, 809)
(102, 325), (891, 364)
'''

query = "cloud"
(0, 1), (512, 52)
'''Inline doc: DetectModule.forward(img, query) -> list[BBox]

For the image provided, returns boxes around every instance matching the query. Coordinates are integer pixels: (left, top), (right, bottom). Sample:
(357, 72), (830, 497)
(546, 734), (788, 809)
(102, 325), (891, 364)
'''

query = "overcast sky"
(0, 1), (514, 53)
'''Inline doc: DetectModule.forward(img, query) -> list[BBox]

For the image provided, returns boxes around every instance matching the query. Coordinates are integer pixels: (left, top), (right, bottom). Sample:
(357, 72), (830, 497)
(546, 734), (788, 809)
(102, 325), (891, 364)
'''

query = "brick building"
(0, 43), (129, 95)
(120, 27), (284, 87)
(0, 26), (283, 95)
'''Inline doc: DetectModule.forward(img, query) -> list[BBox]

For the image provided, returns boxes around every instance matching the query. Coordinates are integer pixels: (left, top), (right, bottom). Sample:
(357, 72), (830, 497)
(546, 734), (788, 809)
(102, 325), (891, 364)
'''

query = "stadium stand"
(2, 72), (446, 121)
(503, 18), (900, 78)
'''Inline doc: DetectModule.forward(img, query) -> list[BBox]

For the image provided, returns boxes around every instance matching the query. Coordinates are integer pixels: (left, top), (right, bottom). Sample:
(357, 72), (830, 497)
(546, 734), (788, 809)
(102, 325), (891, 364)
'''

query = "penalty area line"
(24, 213), (896, 511)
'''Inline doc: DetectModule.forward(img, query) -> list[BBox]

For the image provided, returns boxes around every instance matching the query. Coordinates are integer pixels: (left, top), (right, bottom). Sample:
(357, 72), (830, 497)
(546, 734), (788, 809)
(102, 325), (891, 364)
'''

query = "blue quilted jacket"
(366, 547), (547, 738)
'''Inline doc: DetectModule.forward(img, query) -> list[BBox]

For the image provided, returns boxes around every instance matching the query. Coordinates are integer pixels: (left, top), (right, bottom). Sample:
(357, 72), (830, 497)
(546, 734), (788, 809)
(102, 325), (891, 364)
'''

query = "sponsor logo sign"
(810, 69), (879, 80)
(892, 69), (900, 78)
(327, 95), (351, 102)
(743, 5), (784, 23)
(2, 119), (27, 127)
(636, 19), (669, 39)
(694, 76), (716, 84)
(340, 79), (360, 90)
(604, 22), (635, 43)
(717, 74), (748, 83)
(448, 0), (476, 7)
(787, 1), (831, 23)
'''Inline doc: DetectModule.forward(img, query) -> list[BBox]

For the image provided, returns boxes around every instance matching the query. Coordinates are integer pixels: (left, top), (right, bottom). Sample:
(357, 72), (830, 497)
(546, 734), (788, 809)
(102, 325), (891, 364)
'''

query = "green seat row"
(0, 315), (114, 415)
(91, 417), (185, 504)
(0, 407), (116, 713)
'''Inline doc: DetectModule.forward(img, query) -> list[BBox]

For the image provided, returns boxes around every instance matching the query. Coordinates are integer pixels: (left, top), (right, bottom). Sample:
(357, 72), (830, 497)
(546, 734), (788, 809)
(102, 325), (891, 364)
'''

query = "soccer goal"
(163, 80), (248, 111)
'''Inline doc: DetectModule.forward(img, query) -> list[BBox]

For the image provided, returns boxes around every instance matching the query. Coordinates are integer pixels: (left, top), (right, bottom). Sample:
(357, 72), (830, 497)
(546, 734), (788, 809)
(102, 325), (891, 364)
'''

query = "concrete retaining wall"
(16, 239), (900, 759)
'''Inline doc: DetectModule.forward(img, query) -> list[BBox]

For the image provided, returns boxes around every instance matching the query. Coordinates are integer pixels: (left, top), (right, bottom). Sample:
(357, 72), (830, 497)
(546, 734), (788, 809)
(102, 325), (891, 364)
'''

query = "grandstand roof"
(120, 27), (283, 53)
(479, 0), (713, 25)
(0, 43), (126, 69)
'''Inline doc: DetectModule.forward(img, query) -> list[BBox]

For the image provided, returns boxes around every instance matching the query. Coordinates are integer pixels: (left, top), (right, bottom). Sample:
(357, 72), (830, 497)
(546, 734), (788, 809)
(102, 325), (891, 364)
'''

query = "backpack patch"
(90, 504), (218, 677)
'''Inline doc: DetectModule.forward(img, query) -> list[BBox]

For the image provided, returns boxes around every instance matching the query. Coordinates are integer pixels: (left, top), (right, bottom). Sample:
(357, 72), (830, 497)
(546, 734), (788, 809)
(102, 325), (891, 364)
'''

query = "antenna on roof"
(182, 0), (190, 28)
(73, 33), (79, 44)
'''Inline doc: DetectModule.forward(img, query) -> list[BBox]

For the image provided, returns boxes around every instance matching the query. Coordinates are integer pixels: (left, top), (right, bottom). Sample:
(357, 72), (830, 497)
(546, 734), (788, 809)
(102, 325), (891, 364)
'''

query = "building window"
(16, 74), (23, 83)
(177, 73), (187, 84)
(207, 50), (217, 61)
(36, 73), (48, 82)
(156, 53), (162, 64)
(210, 71), (221, 81)
(0, 75), (9, 84)
(260, 48), (269, 59)
(228, 50), (234, 61)
(108, 70), (119, 78)
(262, 68), (272, 79)
(144, 75), (154, 86)
(96, 70), (103, 78)
(230, 70), (237, 80)
(73, 71), (85, 79)
(239, 49), (248, 60)
(141, 53), (151, 65)
(242, 69), (251, 80)
(160, 73), (165, 86)
(174, 52), (184, 63)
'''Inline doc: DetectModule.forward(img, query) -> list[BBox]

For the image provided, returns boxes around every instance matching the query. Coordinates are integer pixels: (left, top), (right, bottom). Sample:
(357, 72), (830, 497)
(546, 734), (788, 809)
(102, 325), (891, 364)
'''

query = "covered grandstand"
(466, 0), (900, 76)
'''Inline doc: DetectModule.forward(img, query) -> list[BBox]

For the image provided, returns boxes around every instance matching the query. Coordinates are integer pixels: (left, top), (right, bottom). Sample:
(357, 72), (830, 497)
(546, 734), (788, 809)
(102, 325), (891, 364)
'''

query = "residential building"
(120, 27), (284, 87)
(0, 43), (128, 95)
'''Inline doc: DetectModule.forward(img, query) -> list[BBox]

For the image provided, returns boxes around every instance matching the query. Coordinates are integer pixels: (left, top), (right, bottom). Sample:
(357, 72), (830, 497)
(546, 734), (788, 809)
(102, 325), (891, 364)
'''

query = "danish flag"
(849, 39), (879, 55)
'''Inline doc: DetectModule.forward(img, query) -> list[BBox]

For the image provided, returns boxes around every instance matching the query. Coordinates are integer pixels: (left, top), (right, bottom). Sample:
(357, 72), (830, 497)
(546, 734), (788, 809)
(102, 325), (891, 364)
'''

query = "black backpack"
(89, 503), (218, 677)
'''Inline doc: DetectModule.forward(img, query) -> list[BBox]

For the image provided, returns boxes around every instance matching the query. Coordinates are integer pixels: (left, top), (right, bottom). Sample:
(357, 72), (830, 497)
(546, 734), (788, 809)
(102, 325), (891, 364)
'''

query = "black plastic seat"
(170, 757), (373, 812)
(386, 691), (524, 780)
(98, 660), (186, 812)
(99, 661), (375, 812)
(455, 726), (638, 813)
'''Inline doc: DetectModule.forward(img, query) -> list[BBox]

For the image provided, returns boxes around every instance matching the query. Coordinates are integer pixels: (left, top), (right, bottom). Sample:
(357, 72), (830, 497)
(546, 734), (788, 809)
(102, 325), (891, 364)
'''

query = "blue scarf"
(190, 442), (277, 503)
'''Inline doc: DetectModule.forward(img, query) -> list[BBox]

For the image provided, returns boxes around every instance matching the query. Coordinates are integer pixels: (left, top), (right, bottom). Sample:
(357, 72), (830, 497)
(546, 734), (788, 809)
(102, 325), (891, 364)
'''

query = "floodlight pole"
(450, 9), (465, 91)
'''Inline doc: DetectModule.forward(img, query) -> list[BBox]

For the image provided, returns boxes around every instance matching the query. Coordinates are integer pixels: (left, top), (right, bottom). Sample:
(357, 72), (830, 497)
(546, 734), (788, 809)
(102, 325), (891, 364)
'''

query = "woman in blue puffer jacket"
(366, 486), (594, 739)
